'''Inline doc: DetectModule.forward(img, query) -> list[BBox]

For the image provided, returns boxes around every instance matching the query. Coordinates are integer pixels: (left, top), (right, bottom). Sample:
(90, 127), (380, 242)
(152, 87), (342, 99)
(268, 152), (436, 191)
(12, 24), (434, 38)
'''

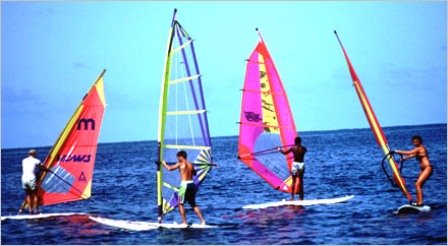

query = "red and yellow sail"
(36, 70), (107, 206)
(334, 31), (412, 202)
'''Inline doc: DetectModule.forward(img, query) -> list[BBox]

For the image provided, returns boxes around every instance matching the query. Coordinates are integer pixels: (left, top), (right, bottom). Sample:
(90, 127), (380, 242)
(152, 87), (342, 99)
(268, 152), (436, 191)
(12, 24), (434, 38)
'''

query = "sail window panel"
(164, 113), (208, 147)
(167, 79), (205, 112)
(162, 148), (202, 162)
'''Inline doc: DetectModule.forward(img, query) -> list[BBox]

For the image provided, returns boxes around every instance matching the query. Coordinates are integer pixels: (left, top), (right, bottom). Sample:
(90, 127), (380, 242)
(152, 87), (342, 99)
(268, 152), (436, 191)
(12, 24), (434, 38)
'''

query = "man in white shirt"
(21, 149), (42, 214)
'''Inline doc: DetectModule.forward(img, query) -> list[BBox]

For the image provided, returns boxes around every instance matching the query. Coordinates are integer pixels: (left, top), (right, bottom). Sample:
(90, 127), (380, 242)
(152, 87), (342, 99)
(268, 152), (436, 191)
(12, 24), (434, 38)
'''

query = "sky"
(2, 1), (446, 149)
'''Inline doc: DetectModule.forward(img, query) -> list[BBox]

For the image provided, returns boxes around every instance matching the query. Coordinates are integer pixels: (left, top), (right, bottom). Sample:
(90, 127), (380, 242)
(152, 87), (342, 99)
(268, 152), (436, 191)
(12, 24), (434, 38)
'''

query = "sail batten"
(238, 34), (299, 194)
(156, 10), (214, 222)
(164, 144), (211, 150)
(169, 75), (201, 85)
(166, 109), (206, 115)
(172, 40), (193, 54)
(334, 31), (412, 202)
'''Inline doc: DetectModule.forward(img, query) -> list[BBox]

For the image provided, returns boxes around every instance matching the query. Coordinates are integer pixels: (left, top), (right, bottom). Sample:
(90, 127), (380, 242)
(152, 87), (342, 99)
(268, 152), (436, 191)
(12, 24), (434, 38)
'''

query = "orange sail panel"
(238, 34), (299, 194)
(334, 31), (412, 202)
(37, 70), (106, 206)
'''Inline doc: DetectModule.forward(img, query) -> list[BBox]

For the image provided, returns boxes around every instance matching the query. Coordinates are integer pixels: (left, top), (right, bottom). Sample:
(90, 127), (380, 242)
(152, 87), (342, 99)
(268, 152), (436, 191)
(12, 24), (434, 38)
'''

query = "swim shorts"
(22, 178), (36, 191)
(178, 180), (197, 207)
(291, 162), (305, 176)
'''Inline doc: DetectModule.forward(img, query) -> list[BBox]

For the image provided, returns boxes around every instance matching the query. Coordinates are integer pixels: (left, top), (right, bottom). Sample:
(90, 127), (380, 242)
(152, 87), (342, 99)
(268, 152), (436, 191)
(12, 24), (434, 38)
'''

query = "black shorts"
(179, 182), (197, 207)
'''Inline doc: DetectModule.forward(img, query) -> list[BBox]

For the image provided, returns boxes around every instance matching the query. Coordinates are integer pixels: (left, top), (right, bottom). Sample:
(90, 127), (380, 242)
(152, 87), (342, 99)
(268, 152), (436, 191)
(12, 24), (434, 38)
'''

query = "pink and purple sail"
(238, 33), (299, 194)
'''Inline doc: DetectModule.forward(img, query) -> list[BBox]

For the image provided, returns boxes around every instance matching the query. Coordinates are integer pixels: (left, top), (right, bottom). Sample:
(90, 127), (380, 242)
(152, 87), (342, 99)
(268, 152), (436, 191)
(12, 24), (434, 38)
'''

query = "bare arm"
(395, 148), (419, 156)
(162, 161), (180, 171)
(278, 147), (292, 155)
(395, 148), (419, 160)
(38, 162), (51, 172)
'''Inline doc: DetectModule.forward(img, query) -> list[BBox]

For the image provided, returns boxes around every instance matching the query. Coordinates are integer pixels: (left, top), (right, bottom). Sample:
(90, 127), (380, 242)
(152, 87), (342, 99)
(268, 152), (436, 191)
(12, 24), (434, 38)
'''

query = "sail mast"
(156, 9), (177, 223)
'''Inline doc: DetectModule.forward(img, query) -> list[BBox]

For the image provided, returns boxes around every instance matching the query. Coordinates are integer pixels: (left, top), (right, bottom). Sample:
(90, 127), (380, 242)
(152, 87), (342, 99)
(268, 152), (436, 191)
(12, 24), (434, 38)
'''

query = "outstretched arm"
(162, 161), (180, 171)
(395, 148), (418, 156)
(278, 147), (292, 155)
(395, 148), (419, 158)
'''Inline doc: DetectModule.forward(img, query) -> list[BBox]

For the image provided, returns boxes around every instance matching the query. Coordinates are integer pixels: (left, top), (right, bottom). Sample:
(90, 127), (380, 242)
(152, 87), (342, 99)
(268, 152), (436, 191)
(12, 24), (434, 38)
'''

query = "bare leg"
(192, 206), (206, 225)
(25, 194), (32, 214)
(415, 166), (432, 205)
(298, 170), (304, 201)
(178, 203), (187, 225)
(290, 176), (296, 201)
(32, 192), (38, 213)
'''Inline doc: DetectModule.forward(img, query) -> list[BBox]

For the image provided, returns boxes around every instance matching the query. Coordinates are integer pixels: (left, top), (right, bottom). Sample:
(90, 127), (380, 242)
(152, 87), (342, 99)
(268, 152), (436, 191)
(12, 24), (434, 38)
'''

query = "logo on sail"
(244, 111), (262, 122)
(57, 154), (92, 163)
(77, 118), (95, 130)
(78, 172), (87, 182)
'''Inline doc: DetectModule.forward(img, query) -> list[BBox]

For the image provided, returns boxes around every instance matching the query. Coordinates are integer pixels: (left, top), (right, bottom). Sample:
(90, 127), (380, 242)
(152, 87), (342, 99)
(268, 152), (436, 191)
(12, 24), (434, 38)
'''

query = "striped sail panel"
(335, 32), (412, 201)
(238, 39), (299, 194)
(37, 71), (106, 206)
(157, 12), (213, 219)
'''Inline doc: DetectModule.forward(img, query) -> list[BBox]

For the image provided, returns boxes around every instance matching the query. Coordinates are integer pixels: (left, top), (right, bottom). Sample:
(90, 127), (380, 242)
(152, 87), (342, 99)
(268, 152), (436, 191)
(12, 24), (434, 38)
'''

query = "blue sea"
(1, 124), (446, 244)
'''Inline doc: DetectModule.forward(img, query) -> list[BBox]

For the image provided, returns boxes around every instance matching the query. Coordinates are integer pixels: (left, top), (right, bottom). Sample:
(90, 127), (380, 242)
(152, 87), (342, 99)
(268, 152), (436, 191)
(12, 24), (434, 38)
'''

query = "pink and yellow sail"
(334, 31), (412, 202)
(238, 30), (299, 194)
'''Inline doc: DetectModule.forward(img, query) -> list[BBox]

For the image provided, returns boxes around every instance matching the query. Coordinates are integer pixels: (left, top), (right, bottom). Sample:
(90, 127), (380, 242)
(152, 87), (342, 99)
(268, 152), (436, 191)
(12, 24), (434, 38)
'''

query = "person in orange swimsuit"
(395, 135), (433, 206)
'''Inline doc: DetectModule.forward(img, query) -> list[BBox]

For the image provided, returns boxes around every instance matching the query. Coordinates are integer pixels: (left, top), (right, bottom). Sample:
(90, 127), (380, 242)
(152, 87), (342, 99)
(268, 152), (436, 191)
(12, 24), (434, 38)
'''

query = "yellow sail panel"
(81, 180), (92, 199)
(259, 54), (280, 134)
(95, 77), (106, 107)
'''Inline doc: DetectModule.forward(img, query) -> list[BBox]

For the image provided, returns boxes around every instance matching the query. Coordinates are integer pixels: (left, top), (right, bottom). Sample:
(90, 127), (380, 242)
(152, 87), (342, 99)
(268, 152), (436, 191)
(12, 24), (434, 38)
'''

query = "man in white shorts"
(279, 137), (307, 201)
(21, 149), (43, 214)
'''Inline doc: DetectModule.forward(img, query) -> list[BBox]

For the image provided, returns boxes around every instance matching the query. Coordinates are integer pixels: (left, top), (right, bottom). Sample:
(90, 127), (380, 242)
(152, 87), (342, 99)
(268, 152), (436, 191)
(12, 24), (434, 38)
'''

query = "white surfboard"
(1, 212), (87, 221)
(396, 204), (431, 214)
(243, 195), (355, 210)
(88, 216), (217, 231)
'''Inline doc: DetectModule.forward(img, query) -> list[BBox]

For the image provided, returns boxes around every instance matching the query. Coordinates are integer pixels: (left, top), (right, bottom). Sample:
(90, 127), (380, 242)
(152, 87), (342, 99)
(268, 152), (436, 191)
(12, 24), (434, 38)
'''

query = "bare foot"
(200, 221), (206, 226)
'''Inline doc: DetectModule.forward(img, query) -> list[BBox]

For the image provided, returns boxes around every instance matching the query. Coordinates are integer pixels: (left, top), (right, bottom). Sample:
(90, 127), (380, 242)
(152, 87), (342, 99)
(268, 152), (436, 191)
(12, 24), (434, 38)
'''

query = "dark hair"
(294, 136), (302, 145)
(176, 150), (187, 159)
(412, 135), (423, 143)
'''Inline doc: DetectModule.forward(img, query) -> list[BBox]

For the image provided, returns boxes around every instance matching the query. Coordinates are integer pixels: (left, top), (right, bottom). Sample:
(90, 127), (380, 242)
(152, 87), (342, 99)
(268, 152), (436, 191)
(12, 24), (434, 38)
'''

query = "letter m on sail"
(77, 118), (95, 130)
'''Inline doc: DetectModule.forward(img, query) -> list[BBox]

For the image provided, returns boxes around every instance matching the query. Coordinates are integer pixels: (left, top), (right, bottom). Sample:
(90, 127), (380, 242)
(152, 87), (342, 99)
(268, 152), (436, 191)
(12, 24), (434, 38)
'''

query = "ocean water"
(1, 124), (446, 244)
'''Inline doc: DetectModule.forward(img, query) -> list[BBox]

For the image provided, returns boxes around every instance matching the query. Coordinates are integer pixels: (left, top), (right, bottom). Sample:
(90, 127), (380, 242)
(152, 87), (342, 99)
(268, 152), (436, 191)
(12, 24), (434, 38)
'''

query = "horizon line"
(2, 122), (446, 151)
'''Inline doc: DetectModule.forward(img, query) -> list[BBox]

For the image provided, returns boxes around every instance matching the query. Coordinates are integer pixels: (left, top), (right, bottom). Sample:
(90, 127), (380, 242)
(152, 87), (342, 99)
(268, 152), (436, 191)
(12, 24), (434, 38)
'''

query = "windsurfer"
(20, 149), (44, 214)
(278, 137), (307, 201)
(162, 150), (206, 225)
(394, 135), (433, 206)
